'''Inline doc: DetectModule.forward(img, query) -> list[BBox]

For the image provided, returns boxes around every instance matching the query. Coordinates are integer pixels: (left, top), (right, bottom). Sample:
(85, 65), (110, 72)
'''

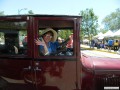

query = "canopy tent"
(93, 32), (104, 38)
(103, 30), (114, 38)
(83, 39), (89, 42)
(93, 32), (104, 39)
(113, 29), (120, 37)
(98, 36), (104, 39)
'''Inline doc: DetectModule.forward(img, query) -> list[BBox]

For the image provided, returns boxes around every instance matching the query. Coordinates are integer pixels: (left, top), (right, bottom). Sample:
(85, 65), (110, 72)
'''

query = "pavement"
(81, 44), (120, 58)
(81, 44), (120, 55)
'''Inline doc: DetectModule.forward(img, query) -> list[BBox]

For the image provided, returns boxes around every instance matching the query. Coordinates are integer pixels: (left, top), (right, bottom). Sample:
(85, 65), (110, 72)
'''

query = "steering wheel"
(51, 38), (73, 56)
(50, 47), (73, 56)
(38, 38), (73, 56)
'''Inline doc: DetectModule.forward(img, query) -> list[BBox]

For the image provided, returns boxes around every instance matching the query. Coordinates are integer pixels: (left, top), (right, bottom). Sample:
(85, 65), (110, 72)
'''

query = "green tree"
(58, 30), (72, 39)
(0, 11), (4, 15)
(79, 8), (98, 44)
(102, 8), (120, 31)
(98, 28), (108, 34)
(28, 10), (34, 14)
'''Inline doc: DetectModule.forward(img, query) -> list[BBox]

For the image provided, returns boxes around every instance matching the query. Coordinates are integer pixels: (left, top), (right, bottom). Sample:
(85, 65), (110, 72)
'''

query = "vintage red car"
(0, 15), (120, 90)
(0, 15), (82, 90)
(81, 51), (120, 90)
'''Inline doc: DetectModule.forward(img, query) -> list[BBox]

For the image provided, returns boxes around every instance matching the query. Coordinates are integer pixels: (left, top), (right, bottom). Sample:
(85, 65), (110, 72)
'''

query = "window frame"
(33, 17), (78, 60)
(0, 16), (33, 58)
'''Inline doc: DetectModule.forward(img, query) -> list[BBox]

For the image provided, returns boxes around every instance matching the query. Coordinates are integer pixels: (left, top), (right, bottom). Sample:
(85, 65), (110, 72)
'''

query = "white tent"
(113, 29), (120, 37)
(98, 36), (104, 39)
(83, 39), (89, 42)
(94, 32), (104, 39)
(103, 30), (114, 37)
(94, 32), (104, 38)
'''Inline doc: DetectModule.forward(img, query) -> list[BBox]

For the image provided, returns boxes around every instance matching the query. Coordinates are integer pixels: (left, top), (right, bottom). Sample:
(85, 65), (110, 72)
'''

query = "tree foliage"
(102, 8), (120, 31)
(58, 30), (72, 39)
(97, 28), (108, 34)
(79, 8), (98, 41)
(0, 11), (4, 16)
(28, 10), (34, 14)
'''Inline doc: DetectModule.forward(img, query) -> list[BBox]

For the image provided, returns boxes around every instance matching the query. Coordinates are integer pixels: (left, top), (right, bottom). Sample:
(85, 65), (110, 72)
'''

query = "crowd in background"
(90, 38), (120, 52)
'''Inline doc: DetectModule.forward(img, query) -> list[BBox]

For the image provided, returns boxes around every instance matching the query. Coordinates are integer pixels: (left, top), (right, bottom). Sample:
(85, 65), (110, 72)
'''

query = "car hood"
(81, 53), (120, 71)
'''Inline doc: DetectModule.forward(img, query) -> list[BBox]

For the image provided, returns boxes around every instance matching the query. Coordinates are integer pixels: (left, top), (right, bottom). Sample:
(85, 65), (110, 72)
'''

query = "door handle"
(34, 62), (41, 71)
(23, 66), (41, 71)
(23, 66), (31, 70)
(34, 67), (41, 71)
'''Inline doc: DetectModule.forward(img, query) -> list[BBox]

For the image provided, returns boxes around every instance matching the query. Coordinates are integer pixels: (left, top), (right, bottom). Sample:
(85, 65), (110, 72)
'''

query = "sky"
(0, 0), (120, 27)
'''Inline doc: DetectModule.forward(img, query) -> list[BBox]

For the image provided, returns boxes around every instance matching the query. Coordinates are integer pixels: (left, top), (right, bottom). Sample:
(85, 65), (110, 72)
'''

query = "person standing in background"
(66, 33), (73, 48)
(108, 38), (114, 51)
(113, 39), (119, 51)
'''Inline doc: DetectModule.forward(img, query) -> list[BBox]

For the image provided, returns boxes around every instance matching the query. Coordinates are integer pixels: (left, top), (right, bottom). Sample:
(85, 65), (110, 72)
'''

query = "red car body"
(0, 15), (81, 90)
(81, 53), (120, 90)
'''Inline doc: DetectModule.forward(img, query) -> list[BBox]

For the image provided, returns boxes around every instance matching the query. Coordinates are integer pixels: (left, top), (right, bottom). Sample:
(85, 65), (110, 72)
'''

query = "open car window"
(35, 19), (76, 57)
(38, 29), (74, 56)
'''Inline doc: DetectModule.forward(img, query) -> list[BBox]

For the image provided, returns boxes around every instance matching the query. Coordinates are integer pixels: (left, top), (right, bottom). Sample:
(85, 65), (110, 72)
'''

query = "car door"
(0, 16), (35, 90)
(32, 16), (81, 90)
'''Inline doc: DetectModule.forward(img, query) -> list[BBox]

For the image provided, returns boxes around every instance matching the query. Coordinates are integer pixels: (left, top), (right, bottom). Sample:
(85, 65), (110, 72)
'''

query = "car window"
(0, 21), (27, 55)
(38, 29), (74, 56)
